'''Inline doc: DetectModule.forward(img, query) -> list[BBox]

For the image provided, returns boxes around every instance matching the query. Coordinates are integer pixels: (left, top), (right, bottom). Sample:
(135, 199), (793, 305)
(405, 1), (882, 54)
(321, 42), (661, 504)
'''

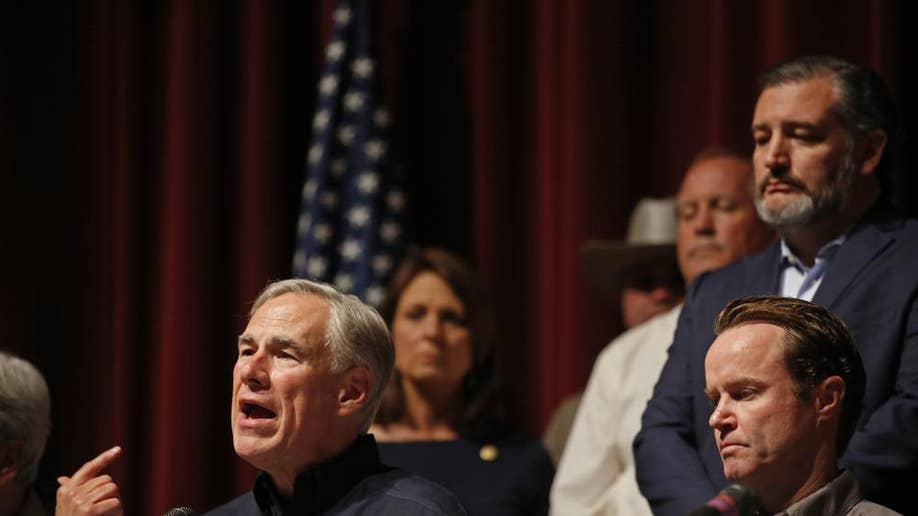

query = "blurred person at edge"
(550, 148), (773, 516)
(542, 197), (685, 465)
(705, 296), (899, 515)
(635, 55), (918, 516)
(0, 351), (52, 516)
(370, 248), (555, 516)
(56, 279), (468, 516)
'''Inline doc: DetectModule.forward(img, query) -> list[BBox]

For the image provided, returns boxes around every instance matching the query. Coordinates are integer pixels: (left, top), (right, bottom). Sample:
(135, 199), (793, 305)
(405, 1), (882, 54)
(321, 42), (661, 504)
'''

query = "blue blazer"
(634, 203), (918, 516)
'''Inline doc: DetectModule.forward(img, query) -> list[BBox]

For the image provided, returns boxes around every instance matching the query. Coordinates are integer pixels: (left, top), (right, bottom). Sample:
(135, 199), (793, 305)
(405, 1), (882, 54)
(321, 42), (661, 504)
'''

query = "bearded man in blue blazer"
(634, 55), (918, 516)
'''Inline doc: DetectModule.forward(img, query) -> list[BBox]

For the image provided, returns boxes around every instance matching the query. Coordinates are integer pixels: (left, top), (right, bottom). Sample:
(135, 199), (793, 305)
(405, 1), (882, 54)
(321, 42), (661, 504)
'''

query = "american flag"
(293, 0), (407, 307)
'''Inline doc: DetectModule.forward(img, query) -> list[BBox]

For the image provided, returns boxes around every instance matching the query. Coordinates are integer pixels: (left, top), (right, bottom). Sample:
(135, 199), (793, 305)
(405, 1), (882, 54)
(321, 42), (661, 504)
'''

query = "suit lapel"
(743, 242), (783, 294)
(812, 205), (901, 309)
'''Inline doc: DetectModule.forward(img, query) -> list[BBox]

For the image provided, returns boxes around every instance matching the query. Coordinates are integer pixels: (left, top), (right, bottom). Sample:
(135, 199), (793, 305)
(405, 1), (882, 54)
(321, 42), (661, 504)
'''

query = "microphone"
(162, 507), (198, 516)
(687, 484), (760, 516)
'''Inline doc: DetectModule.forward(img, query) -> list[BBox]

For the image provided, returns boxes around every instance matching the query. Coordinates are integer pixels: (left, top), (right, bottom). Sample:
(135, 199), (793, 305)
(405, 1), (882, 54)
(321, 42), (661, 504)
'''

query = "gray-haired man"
(0, 351), (52, 516)
(57, 279), (467, 516)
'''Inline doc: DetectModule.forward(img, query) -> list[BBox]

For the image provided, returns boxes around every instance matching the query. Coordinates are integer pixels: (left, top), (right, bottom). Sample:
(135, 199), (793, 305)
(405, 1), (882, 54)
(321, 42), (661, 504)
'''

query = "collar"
(775, 470), (862, 516)
(253, 434), (389, 515)
(779, 234), (846, 273)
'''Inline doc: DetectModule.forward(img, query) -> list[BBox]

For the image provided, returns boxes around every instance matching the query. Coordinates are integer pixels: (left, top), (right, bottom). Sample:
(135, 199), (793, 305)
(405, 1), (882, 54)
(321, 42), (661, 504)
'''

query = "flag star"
(320, 191), (339, 209)
(351, 57), (374, 79)
(312, 110), (330, 131)
(386, 190), (405, 210)
(364, 139), (387, 161)
(343, 91), (365, 112)
(319, 75), (338, 96)
(372, 254), (392, 274)
(326, 40), (346, 61)
(333, 7), (352, 25)
(297, 214), (311, 234)
(380, 222), (401, 243)
(313, 223), (333, 243)
(357, 172), (379, 194)
(341, 239), (363, 261)
(307, 256), (327, 278)
(366, 285), (385, 306)
(293, 250), (307, 272)
(330, 159), (348, 178)
(348, 206), (371, 227)
(335, 273), (354, 292)
(373, 109), (391, 128)
(302, 179), (318, 200)
(337, 125), (356, 146)
(308, 144), (323, 166)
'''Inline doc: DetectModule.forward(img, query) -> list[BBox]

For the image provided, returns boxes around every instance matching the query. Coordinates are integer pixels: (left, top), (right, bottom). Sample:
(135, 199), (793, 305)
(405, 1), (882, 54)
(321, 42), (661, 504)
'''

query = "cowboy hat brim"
(580, 239), (677, 298)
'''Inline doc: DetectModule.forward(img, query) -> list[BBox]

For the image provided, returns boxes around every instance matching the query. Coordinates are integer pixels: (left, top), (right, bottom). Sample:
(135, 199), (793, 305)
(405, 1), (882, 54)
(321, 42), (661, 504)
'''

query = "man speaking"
(57, 279), (466, 516)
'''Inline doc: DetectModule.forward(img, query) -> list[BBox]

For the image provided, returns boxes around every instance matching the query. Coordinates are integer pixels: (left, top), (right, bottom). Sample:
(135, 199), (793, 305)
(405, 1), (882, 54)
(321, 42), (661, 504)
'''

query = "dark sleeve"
(842, 290), (918, 515)
(633, 283), (718, 516)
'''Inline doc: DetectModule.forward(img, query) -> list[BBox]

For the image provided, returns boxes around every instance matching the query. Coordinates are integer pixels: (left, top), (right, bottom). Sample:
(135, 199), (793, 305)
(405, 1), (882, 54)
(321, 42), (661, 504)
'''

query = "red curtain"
(1, 1), (915, 514)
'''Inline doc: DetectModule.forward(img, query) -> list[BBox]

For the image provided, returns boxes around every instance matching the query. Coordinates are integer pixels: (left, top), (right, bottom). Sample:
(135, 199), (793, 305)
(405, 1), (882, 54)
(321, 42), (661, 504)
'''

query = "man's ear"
(0, 441), (24, 486)
(337, 366), (372, 416)
(815, 375), (845, 422)
(856, 129), (887, 177)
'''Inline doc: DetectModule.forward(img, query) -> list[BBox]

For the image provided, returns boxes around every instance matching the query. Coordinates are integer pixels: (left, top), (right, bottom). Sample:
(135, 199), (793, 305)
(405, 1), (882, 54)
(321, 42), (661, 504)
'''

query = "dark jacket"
(206, 435), (467, 516)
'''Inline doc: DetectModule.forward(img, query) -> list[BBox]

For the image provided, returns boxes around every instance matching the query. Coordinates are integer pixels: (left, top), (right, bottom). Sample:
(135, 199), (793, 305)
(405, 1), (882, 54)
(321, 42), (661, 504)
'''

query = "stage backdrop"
(1, 0), (915, 514)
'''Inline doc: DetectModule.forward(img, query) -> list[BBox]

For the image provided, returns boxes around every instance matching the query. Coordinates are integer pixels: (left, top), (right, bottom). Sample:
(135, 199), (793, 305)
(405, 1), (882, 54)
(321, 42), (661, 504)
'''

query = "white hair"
(0, 351), (51, 485)
(250, 279), (394, 433)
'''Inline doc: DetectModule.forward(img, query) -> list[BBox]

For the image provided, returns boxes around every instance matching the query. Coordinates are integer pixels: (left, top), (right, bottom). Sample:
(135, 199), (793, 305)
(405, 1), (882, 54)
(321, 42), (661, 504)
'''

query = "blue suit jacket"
(634, 204), (918, 516)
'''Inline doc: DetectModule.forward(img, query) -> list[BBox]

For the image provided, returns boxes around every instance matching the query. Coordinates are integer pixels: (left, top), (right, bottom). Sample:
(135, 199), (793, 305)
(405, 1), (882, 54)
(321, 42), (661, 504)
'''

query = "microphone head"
(163, 507), (198, 516)
(718, 484), (760, 516)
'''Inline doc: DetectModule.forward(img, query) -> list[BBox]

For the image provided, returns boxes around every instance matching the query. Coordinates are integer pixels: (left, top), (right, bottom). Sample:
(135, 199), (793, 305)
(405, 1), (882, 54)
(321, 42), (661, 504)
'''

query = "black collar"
(252, 434), (390, 515)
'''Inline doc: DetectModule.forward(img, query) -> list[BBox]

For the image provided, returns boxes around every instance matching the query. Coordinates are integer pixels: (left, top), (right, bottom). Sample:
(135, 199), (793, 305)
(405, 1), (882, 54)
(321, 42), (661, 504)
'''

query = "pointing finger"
(70, 446), (122, 484)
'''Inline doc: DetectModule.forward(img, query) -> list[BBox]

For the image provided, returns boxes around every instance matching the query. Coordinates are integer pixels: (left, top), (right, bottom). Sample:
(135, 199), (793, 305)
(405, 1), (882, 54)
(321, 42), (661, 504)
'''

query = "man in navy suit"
(634, 55), (918, 516)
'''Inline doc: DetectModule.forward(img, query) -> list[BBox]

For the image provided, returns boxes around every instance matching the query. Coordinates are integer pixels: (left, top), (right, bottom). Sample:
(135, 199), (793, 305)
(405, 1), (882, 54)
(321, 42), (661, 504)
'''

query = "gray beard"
(755, 160), (856, 234)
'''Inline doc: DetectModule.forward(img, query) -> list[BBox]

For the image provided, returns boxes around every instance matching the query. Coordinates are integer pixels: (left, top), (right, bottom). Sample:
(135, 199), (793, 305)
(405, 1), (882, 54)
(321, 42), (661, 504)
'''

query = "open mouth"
(242, 402), (277, 419)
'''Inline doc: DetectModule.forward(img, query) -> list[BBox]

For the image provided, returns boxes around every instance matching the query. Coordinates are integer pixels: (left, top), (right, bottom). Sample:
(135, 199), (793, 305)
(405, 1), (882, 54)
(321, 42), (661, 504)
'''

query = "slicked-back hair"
(250, 278), (394, 433)
(0, 351), (51, 485)
(758, 54), (899, 192)
(714, 296), (866, 456)
(375, 247), (507, 440)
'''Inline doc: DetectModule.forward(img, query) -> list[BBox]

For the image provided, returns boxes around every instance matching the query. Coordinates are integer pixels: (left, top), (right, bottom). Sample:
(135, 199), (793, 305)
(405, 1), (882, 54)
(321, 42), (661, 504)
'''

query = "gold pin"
(479, 444), (499, 462)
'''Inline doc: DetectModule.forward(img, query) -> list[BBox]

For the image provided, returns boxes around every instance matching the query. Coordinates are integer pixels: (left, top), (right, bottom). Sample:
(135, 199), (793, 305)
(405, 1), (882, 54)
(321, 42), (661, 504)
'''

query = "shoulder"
(368, 423), (393, 441)
(851, 205), (918, 257)
(614, 304), (681, 342)
(480, 436), (555, 489)
(204, 491), (257, 516)
(381, 437), (552, 474)
(496, 436), (554, 467)
(347, 469), (469, 515)
(848, 499), (903, 515)
(683, 243), (779, 316)
(695, 245), (775, 289)
(591, 305), (682, 395)
(887, 216), (918, 252)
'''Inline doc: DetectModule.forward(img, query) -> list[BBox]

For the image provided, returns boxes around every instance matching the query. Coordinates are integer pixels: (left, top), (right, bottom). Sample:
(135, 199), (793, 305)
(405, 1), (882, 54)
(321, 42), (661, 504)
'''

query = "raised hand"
(56, 446), (124, 516)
